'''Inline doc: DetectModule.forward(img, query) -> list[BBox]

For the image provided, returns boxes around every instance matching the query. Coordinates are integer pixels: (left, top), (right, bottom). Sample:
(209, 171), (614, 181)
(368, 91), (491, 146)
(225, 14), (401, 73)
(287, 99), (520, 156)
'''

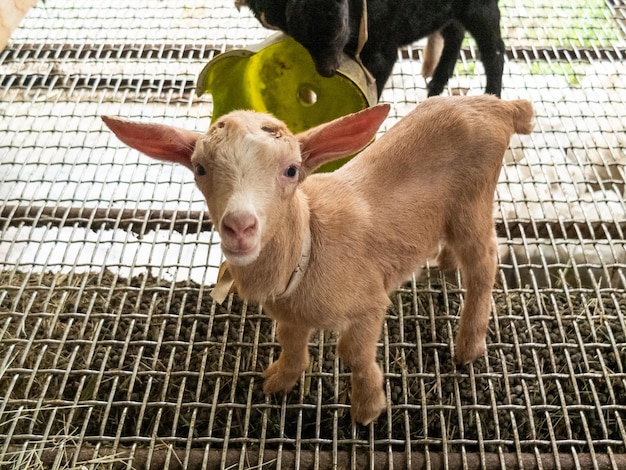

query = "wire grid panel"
(1, 0), (626, 469)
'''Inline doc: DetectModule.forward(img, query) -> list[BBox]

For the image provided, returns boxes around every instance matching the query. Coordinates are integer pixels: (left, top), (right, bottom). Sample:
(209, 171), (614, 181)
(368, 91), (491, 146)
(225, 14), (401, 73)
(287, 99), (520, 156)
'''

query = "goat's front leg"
(463, 3), (505, 97)
(263, 322), (312, 394)
(337, 309), (386, 425)
(427, 21), (465, 97)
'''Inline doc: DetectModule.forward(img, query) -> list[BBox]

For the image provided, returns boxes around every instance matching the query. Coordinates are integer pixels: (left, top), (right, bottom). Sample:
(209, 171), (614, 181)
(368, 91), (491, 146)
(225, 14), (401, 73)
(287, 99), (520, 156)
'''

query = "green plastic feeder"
(196, 33), (378, 172)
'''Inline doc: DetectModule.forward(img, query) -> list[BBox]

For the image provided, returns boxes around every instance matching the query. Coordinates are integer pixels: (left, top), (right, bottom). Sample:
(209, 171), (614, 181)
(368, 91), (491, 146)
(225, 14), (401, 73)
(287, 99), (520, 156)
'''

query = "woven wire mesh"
(1, 0), (626, 468)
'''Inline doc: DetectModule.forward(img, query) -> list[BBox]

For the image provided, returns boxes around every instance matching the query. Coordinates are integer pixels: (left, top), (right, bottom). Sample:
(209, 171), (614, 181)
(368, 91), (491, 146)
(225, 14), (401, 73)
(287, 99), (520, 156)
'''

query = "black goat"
(239, 0), (504, 98)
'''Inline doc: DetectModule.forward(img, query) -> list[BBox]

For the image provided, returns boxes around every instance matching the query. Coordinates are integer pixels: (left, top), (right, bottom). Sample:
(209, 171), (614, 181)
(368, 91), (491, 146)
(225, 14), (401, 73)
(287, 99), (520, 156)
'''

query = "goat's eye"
(283, 165), (298, 178)
(195, 164), (206, 176)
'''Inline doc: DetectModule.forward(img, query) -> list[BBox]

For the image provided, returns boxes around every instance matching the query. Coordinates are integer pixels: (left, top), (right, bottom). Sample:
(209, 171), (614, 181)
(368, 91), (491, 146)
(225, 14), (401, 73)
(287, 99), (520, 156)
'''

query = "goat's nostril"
(221, 222), (237, 238)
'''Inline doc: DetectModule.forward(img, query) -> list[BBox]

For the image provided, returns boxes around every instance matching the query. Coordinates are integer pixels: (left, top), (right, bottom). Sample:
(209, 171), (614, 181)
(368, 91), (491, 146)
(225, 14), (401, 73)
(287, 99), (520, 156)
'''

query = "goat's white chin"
(223, 245), (261, 266)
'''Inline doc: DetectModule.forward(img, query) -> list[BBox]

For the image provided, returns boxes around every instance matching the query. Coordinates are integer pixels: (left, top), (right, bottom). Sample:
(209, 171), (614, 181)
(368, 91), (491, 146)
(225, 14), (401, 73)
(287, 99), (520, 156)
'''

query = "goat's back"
(339, 95), (533, 194)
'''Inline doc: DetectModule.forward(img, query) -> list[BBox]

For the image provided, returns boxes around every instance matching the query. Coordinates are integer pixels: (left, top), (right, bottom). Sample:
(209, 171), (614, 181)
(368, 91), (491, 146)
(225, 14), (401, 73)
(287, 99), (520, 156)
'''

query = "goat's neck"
(229, 192), (310, 303)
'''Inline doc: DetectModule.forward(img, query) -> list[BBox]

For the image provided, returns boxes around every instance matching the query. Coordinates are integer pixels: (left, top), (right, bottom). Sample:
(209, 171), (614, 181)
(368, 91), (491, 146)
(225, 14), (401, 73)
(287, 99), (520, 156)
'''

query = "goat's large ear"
(102, 116), (200, 170)
(297, 104), (390, 172)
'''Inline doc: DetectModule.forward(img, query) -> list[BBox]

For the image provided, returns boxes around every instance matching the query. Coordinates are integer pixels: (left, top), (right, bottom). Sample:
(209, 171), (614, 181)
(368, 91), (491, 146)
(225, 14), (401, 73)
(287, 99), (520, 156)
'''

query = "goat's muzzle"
(219, 211), (261, 265)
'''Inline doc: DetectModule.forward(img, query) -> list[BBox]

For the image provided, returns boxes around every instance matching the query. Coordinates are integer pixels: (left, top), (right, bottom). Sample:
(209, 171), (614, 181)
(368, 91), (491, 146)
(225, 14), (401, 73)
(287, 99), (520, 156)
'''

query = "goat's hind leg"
(436, 243), (458, 271)
(450, 223), (497, 364)
(263, 322), (312, 394)
(337, 308), (386, 425)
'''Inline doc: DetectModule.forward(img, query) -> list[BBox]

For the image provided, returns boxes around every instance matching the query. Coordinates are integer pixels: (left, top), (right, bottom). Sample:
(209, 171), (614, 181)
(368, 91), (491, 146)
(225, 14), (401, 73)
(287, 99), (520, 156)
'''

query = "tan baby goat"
(103, 95), (534, 425)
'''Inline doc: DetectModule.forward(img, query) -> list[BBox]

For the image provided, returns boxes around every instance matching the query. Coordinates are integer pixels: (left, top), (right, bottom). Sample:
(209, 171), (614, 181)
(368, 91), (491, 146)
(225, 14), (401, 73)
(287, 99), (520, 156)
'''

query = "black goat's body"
(243, 0), (504, 97)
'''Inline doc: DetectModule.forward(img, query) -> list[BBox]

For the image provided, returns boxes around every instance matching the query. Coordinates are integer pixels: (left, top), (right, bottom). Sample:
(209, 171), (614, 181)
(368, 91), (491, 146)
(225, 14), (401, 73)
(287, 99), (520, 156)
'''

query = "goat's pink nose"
(221, 212), (258, 240)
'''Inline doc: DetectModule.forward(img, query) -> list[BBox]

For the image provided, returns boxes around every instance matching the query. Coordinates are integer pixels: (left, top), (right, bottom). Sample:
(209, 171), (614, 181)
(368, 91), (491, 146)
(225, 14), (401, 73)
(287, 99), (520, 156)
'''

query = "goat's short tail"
(509, 99), (534, 135)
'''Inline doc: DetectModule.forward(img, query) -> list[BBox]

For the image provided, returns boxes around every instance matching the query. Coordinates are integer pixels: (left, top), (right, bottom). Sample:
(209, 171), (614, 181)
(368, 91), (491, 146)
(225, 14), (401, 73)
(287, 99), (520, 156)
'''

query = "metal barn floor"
(1, 0), (626, 469)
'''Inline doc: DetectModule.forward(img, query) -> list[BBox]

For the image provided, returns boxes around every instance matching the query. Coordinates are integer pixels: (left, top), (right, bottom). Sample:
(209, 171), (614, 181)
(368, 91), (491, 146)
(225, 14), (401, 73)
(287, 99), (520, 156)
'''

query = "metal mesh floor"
(1, 0), (626, 468)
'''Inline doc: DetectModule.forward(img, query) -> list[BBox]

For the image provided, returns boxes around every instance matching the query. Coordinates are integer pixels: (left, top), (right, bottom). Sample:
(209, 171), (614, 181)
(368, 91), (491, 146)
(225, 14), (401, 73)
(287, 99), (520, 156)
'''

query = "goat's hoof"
(351, 387), (386, 426)
(426, 81), (445, 97)
(350, 365), (386, 425)
(454, 337), (486, 365)
(262, 360), (302, 394)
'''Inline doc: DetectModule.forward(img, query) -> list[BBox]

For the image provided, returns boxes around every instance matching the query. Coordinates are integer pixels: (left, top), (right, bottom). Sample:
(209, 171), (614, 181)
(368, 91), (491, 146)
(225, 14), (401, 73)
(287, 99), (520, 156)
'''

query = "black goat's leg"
(463, 5), (505, 96)
(427, 21), (465, 97)
(360, 43), (402, 98)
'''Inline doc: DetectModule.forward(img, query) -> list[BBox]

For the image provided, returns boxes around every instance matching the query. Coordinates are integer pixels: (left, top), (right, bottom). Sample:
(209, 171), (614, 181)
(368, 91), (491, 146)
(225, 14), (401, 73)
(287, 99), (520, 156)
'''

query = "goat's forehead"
(212, 111), (292, 139)
(195, 111), (299, 163)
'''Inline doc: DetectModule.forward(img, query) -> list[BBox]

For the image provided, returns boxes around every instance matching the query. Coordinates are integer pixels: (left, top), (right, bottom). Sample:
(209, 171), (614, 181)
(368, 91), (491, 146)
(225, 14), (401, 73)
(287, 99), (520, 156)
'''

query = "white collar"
(273, 225), (312, 300)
